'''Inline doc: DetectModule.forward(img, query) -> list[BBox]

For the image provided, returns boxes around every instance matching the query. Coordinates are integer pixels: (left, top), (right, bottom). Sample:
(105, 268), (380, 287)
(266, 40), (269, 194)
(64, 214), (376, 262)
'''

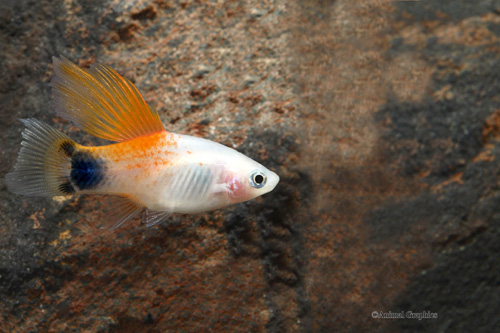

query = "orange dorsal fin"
(51, 56), (164, 142)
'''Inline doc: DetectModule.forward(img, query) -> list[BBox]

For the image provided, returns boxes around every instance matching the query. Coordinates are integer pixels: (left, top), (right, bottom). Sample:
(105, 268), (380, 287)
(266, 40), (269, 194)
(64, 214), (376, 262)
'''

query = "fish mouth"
(267, 171), (280, 192)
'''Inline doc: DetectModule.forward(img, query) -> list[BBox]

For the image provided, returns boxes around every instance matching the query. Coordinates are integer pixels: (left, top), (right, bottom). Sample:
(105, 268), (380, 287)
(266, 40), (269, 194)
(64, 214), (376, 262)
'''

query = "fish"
(6, 56), (280, 228)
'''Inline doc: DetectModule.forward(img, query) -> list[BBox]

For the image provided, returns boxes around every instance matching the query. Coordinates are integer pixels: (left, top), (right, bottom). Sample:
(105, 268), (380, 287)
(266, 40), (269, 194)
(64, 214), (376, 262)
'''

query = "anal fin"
(103, 196), (144, 230)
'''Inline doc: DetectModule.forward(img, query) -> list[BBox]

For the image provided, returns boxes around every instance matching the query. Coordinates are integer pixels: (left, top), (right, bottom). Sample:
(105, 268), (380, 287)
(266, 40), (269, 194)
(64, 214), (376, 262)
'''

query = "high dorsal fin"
(51, 56), (164, 142)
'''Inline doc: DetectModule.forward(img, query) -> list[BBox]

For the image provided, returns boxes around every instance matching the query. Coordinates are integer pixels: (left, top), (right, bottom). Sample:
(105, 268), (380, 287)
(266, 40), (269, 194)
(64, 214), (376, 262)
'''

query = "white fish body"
(98, 132), (278, 214)
(6, 57), (279, 227)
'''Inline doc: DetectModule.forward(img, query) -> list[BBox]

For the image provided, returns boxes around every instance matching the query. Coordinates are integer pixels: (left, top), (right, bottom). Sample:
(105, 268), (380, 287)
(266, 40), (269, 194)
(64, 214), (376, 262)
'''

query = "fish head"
(219, 152), (280, 205)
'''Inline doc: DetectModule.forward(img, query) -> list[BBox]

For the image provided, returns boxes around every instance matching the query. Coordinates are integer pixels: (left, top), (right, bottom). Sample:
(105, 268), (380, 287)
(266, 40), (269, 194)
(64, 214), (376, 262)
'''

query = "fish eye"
(250, 170), (267, 188)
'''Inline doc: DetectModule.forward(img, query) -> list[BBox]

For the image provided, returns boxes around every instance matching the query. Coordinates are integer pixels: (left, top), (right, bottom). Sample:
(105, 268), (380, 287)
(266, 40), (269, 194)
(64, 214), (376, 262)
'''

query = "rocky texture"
(1, 0), (499, 331)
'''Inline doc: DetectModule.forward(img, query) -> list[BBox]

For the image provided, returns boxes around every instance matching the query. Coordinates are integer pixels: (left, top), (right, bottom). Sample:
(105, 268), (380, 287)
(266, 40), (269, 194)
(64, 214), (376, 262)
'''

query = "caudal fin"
(6, 119), (77, 196)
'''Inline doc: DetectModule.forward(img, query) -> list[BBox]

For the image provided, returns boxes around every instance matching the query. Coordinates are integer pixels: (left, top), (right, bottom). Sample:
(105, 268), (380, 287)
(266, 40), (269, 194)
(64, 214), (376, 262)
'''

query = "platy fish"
(6, 57), (279, 228)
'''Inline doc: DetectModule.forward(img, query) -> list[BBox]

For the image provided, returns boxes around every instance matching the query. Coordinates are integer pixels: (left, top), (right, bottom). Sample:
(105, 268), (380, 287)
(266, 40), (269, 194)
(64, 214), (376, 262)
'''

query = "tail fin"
(6, 119), (77, 196)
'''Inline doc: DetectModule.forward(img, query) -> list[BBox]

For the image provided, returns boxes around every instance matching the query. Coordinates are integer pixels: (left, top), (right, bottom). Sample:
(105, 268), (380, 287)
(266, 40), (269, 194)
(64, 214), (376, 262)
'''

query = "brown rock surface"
(1, 0), (499, 331)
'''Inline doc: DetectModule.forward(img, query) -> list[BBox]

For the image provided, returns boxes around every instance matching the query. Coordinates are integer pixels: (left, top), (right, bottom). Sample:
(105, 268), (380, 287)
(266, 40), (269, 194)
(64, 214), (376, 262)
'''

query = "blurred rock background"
(1, 0), (499, 331)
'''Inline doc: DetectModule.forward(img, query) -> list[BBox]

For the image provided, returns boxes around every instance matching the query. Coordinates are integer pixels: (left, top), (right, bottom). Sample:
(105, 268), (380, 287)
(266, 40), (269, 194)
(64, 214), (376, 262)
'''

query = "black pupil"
(255, 174), (264, 184)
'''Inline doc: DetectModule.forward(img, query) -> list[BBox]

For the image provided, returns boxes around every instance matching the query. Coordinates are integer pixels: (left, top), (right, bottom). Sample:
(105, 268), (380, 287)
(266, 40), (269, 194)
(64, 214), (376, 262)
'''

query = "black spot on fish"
(70, 151), (104, 190)
(58, 180), (75, 194)
(59, 140), (75, 157)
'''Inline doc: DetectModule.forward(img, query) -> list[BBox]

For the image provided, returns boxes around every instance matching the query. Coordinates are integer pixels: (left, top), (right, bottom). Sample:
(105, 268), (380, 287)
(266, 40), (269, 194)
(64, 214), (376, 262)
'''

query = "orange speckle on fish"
(85, 131), (177, 170)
